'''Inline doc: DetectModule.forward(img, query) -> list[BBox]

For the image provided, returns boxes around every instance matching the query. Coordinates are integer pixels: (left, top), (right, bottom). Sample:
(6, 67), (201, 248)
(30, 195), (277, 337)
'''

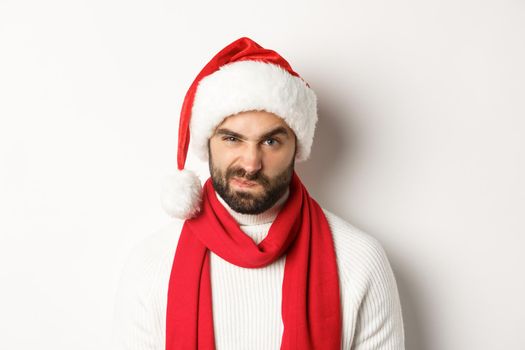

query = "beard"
(209, 153), (295, 215)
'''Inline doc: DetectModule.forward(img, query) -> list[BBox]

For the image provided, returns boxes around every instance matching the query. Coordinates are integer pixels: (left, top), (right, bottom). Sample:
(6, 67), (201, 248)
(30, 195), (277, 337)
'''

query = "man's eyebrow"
(215, 128), (245, 139)
(214, 126), (291, 141)
(260, 127), (291, 140)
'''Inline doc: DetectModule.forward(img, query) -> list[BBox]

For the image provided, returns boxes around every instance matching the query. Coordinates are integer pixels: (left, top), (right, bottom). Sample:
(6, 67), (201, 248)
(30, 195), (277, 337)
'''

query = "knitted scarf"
(166, 171), (341, 349)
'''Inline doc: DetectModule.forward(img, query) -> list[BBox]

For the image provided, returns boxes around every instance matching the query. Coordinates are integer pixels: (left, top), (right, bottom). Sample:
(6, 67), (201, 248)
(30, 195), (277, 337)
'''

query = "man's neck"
(215, 188), (290, 226)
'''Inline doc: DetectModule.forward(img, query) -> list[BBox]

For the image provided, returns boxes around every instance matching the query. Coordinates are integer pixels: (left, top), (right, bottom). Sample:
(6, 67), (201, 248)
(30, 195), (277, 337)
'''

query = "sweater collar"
(215, 187), (290, 226)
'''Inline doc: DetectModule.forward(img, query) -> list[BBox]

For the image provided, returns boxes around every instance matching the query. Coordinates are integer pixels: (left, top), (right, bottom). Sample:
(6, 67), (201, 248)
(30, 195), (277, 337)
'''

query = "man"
(113, 37), (405, 349)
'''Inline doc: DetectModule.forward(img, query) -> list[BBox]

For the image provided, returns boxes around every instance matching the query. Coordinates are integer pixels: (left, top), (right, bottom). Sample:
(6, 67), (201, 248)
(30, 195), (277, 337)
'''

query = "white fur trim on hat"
(160, 168), (202, 219)
(189, 60), (318, 163)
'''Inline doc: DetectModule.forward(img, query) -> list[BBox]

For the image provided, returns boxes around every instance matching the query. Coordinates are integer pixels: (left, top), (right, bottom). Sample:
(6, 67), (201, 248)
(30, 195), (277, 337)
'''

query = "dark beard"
(209, 154), (295, 215)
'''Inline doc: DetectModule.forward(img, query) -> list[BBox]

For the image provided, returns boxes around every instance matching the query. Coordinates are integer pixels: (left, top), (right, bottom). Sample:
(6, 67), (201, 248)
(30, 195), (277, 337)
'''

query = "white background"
(1, 0), (524, 349)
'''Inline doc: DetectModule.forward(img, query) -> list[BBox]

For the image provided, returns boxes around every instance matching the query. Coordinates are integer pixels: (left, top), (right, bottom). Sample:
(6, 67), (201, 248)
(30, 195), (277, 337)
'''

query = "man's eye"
(223, 136), (238, 142)
(264, 138), (279, 146)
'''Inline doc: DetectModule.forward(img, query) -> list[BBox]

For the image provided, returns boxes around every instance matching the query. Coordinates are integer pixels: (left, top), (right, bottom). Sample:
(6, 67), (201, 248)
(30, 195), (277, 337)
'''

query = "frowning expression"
(208, 110), (297, 214)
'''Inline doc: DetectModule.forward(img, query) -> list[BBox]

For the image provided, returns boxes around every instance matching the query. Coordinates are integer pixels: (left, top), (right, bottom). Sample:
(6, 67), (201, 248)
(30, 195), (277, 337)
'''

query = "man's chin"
(231, 186), (263, 197)
(224, 192), (266, 214)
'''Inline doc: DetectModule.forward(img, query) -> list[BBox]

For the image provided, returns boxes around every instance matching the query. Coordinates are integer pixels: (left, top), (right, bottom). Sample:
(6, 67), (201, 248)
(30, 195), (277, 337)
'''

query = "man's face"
(208, 110), (297, 214)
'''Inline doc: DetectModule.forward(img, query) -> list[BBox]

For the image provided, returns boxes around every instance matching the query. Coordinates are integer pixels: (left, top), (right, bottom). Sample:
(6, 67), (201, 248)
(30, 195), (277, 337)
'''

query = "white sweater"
(113, 189), (405, 349)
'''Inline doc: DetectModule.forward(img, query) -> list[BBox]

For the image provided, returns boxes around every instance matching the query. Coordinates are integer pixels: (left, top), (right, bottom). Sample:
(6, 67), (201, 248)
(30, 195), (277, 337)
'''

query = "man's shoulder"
(321, 208), (394, 287)
(113, 220), (186, 348)
(321, 207), (384, 252)
(127, 219), (184, 264)
(117, 219), (185, 295)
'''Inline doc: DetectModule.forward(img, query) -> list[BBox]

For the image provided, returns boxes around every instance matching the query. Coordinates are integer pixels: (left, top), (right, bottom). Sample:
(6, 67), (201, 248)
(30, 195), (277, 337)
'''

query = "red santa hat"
(161, 37), (318, 219)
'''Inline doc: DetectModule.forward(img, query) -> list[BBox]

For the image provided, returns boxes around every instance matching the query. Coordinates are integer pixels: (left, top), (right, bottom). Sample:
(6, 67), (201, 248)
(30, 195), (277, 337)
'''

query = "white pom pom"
(160, 169), (203, 219)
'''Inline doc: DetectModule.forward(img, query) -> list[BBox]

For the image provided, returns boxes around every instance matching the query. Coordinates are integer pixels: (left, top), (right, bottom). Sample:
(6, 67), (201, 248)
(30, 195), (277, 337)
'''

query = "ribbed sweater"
(113, 188), (405, 349)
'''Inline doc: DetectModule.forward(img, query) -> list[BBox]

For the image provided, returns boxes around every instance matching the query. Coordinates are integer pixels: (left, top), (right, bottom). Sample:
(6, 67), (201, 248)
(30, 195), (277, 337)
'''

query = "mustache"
(226, 167), (270, 186)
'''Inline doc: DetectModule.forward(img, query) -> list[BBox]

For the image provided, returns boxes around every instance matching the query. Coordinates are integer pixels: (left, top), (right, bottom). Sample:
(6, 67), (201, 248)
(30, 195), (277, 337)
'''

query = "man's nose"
(239, 144), (262, 174)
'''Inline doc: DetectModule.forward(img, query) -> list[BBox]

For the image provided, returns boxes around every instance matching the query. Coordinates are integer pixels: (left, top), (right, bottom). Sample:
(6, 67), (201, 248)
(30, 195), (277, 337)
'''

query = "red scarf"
(166, 171), (341, 349)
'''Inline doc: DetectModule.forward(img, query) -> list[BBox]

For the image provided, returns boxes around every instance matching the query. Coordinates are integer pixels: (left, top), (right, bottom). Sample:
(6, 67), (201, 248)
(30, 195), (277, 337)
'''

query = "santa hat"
(161, 37), (318, 219)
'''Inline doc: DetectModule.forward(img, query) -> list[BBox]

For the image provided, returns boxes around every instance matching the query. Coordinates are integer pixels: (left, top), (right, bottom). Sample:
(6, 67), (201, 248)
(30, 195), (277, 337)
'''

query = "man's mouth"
(230, 177), (259, 188)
